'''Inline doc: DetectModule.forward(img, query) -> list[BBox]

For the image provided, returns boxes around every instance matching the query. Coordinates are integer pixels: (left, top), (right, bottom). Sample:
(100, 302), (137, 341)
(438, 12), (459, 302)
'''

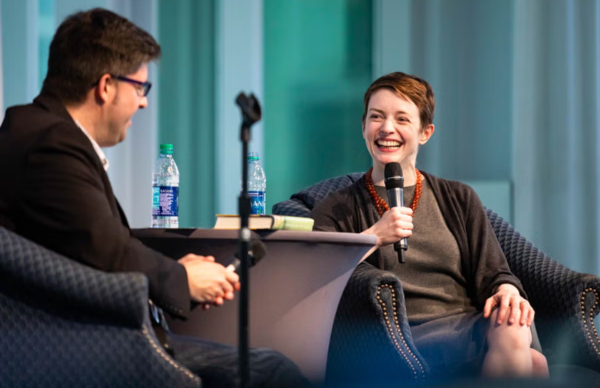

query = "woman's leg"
(481, 309), (534, 377)
(531, 349), (549, 377)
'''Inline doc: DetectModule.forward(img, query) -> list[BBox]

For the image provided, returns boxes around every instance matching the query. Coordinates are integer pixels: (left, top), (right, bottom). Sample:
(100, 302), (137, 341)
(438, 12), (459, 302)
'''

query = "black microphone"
(384, 163), (407, 264)
(235, 93), (262, 126)
(229, 240), (267, 274)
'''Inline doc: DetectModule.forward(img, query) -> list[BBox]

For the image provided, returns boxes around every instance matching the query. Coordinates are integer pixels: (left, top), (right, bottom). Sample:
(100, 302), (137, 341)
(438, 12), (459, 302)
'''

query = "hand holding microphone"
(384, 162), (411, 263)
(369, 207), (413, 247)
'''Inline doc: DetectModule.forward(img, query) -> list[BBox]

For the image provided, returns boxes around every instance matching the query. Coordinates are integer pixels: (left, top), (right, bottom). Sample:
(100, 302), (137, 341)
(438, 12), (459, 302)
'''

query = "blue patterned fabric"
(487, 209), (600, 370)
(274, 174), (600, 383)
(0, 227), (200, 388)
(272, 173), (362, 217)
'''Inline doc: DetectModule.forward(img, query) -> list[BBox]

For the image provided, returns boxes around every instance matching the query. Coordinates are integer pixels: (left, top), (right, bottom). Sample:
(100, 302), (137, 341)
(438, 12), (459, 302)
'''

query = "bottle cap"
(160, 144), (174, 154)
(248, 151), (259, 161)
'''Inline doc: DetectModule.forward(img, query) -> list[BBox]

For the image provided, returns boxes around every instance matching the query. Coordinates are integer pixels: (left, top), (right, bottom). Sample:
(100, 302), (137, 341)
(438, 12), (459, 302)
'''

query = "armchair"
(273, 173), (600, 385)
(0, 227), (200, 388)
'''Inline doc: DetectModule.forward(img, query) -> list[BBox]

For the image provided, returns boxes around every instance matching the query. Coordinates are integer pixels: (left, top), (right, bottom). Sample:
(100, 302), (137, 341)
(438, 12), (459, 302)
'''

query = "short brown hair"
(362, 72), (435, 129)
(42, 8), (161, 103)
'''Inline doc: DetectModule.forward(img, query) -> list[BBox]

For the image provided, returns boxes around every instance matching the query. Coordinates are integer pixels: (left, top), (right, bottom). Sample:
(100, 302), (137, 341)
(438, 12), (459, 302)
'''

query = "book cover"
(214, 214), (314, 231)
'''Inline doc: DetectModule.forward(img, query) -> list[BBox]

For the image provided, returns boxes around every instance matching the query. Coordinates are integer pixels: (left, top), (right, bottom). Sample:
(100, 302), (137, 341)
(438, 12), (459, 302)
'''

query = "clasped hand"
(179, 254), (240, 310)
(483, 283), (534, 326)
(363, 206), (414, 247)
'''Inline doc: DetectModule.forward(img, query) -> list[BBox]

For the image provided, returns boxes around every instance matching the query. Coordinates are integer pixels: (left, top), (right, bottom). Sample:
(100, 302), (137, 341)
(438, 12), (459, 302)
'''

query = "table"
(133, 228), (377, 382)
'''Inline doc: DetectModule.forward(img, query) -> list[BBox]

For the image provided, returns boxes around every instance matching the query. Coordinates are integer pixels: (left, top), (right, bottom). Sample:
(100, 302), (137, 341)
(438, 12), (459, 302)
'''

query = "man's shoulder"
(5, 97), (73, 130)
(1, 100), (88, 153)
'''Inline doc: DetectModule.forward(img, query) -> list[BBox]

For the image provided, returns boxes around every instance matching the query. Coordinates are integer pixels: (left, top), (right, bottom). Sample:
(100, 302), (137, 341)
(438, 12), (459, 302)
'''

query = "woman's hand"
(362, 206), (413, 247)
(483, 283), (534, 326)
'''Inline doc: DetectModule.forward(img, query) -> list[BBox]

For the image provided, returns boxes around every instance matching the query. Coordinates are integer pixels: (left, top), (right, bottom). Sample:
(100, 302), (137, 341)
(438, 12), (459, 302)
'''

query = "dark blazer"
(0, 93), (190, 318)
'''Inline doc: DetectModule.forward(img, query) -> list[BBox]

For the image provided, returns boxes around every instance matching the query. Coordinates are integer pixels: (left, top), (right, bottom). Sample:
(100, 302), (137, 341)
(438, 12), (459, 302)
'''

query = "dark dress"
(310, 171), (530, 378)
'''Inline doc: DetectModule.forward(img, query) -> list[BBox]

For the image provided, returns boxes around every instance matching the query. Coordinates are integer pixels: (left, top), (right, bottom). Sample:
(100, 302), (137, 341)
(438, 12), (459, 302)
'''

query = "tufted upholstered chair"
(273, 172), (600, 385)
(0, 227), (200, 388)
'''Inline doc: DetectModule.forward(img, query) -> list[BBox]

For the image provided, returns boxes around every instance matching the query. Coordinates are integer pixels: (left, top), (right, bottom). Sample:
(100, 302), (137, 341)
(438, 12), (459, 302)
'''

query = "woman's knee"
(487, 311), (532, 351)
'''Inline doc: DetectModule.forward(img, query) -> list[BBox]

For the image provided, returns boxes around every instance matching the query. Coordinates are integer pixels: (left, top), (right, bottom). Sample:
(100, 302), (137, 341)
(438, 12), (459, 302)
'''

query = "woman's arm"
(461, 184), (526, 307)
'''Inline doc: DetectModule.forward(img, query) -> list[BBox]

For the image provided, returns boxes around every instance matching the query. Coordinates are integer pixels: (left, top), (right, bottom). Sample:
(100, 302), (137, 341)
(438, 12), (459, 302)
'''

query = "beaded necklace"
(365, 167), (422, 217)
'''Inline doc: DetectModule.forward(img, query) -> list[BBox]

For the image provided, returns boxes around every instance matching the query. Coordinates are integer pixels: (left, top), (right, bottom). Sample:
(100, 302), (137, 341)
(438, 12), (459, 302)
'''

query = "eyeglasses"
(112, 75), (152, 97)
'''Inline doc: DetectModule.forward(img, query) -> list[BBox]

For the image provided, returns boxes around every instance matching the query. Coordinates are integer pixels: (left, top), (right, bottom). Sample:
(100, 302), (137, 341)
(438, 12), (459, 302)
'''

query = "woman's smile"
(375, 138), (403, 151)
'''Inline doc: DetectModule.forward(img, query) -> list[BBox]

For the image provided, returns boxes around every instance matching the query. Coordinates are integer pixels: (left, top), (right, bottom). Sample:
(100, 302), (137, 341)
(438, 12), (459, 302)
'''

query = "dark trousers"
(169, 334), (311, 388)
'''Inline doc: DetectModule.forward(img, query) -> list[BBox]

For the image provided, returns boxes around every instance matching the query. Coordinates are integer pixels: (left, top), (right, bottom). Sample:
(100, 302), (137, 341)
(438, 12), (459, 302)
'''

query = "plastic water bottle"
(152, 144), (179, 228)
(248, 152), (266, 215)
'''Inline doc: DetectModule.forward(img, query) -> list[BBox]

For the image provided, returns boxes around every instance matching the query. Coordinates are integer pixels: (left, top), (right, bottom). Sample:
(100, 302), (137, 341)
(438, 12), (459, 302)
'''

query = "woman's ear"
(419, 124), (435, 145)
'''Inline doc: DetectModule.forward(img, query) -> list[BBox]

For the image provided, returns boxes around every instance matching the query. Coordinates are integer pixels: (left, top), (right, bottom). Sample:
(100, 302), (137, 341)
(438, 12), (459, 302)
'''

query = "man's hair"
(42, 8), (161, 103)
(362, 72), (436, 130)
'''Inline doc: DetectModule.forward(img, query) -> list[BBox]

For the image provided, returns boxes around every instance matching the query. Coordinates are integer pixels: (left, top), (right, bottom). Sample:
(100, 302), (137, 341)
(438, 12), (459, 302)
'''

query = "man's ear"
(419, 124), (435, 145)
(95, 73), (114, 104)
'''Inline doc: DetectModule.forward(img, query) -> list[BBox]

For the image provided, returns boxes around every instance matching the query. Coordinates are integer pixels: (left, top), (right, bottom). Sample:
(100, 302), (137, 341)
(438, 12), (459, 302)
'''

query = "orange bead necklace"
(365, 167), (423, 217)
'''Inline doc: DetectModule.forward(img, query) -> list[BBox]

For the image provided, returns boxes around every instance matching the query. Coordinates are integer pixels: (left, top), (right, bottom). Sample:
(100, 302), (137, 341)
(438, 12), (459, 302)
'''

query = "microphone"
(384, 163), (407, 264)
(235, 93), (262, 127)
(229, 239), (267, 274)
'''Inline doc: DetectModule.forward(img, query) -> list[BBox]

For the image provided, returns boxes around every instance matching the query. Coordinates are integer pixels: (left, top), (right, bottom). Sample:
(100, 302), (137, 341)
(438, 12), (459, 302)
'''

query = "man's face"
(102, 64), (149, 147)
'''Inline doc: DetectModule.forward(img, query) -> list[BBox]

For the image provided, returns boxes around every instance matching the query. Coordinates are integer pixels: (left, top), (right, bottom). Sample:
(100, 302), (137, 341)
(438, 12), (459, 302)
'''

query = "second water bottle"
(248, 152), (266, 215)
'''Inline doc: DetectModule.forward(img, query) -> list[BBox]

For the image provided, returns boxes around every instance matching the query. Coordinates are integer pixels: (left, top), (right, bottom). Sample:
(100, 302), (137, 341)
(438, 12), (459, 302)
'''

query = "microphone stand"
(235, 92), (261, 388)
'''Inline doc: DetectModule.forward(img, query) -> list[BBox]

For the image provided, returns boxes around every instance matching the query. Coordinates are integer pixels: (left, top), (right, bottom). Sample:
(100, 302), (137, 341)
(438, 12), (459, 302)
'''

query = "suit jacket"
(0, 93), (190, 318)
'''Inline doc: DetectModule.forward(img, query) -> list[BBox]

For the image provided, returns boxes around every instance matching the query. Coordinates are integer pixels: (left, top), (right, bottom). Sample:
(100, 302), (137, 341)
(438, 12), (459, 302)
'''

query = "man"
(0, 8), (306, 388)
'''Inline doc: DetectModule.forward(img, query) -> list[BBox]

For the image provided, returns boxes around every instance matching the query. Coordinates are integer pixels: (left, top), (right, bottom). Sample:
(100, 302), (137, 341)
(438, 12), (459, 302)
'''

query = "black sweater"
(310, 170), (525, 309)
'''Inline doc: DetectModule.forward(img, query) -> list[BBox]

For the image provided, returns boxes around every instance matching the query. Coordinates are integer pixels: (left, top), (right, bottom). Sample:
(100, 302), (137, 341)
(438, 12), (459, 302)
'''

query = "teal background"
(1, 0), (599, 275)
(264, 0), (373, 208)
(158, 0), (216, 229)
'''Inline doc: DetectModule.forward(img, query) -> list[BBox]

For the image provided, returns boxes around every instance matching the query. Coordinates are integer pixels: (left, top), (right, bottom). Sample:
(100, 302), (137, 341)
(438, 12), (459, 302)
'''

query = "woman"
(310, 72), (548, 379)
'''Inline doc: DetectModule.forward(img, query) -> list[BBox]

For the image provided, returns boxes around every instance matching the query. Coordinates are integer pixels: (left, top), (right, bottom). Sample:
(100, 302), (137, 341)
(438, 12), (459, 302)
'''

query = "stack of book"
(213, 214), (314, 231)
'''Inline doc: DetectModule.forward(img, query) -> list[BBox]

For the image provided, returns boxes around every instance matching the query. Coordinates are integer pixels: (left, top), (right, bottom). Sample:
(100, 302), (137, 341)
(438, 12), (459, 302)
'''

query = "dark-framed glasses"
(113, 75), (152, 97)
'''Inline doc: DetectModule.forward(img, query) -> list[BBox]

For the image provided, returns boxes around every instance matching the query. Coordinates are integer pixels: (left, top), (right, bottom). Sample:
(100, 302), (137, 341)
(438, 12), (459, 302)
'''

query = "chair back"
(0, 227), (200, 388)
(272, 172), (362, 217)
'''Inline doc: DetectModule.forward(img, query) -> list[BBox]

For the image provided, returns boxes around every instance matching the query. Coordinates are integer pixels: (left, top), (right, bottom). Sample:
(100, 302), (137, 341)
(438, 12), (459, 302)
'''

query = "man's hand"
(178, 254), (240, 308)
(483, 283), (535, 326)
(362, 206), (413, 247)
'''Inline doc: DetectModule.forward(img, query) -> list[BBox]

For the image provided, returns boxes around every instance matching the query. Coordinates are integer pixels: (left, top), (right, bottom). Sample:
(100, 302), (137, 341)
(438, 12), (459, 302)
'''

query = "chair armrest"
(514, 250), (600, 369)
(487, 212), (600, 369)
(0, 227), (148, 328)
(326, 262), (429, 385)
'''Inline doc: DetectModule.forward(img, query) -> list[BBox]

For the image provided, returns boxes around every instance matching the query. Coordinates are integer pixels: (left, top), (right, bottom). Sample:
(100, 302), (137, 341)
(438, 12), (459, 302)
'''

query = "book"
(213, 214), (314, 231)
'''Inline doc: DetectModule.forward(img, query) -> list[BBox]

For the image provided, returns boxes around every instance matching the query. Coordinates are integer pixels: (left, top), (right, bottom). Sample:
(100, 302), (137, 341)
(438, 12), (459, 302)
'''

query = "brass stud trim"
(581, 289), (600, 354)
(376, 284), (426, 380)
(142, 327), (199, 382)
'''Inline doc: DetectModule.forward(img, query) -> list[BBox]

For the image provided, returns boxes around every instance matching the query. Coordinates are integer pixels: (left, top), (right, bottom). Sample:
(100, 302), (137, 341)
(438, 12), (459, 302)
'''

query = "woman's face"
(362, 88), (434, 171)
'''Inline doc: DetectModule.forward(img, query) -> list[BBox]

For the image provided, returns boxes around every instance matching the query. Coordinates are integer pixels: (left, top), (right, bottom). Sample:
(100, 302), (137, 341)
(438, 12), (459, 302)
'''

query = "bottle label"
(248, 191), (266, 215)
(152, 186), (179, 216)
